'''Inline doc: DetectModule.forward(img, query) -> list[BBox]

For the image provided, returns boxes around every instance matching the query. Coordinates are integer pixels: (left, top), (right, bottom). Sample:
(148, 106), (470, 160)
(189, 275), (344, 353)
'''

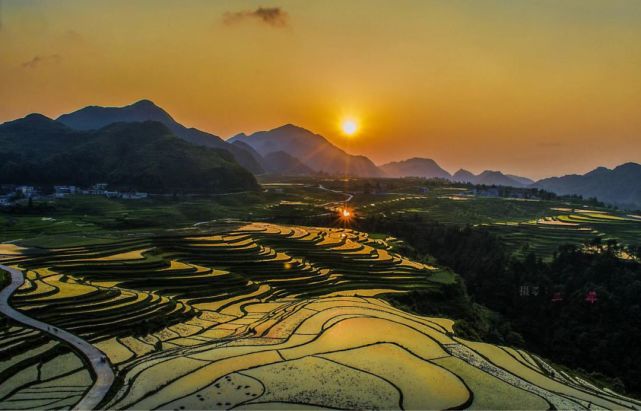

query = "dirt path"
(0, 264), (114, 410)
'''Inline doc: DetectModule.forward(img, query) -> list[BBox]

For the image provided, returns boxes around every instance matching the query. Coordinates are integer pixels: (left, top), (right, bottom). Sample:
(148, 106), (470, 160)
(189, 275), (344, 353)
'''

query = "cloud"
(21, 54), (61, 69)
(63, 29), (84, 43)
(223, 7), (288, 28)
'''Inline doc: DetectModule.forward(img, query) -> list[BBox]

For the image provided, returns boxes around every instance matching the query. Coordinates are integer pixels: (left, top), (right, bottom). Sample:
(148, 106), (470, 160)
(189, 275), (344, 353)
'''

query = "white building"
(16, 186), (35, 196)
(122, 192), (148, 200)
(54, 185), (78, 198)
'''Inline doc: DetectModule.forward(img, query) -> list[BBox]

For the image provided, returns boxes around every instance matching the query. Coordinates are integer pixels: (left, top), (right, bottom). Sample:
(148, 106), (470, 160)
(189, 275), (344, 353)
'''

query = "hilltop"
(57, 100), (264, 174)
(230, 124), (383, 177)
(0, 116), (258, 193)
(534, 163), (641, 208)
(380, 157), (451, 179)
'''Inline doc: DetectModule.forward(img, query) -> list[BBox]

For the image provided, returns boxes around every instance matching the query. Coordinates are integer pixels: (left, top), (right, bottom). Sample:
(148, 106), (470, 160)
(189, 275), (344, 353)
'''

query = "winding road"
(318, 184), (354, 207)
(0, 264), (114, 410)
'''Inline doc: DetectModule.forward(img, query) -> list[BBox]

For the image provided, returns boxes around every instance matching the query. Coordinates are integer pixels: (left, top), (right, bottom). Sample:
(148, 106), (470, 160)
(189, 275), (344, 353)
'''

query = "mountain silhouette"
(11, 103), (641, 206)
(506, 174), (535, 186)
(57, 100), (264, 174)
(380, 158), (451, 179)
(262, 151), (314, 176)
(534, 163), (641, 207)
(452, 169), (476, 183)
(475, 170), (528, 186)
(452, 169), (532, 187)
(229, 124), (382, 177)
(0, 113), (85, 159)
(0, 115), (258, 193)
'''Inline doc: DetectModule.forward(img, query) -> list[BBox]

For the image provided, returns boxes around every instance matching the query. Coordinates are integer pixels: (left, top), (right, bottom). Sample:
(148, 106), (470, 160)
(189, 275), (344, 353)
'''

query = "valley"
(2, 180), (641, 409)
(4, 2), (641, 409)
(2, 220), (639, 409)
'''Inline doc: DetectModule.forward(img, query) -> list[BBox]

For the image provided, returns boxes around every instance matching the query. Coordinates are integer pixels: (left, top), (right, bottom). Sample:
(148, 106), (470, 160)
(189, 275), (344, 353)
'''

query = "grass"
(484, 209), (641, 258)
(353, 187), (641, 258)
(5, 180), (639, 258)
(356, 188), (559, 225)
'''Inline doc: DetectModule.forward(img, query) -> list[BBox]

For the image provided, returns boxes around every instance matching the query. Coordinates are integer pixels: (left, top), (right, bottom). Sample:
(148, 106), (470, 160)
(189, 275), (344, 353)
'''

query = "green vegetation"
(354, 211), (641, 395)
(2, 222), (637, 409)
(3, 178), (641, 408)
(0, 116), (257, 193)
(0, 192), (293, 247)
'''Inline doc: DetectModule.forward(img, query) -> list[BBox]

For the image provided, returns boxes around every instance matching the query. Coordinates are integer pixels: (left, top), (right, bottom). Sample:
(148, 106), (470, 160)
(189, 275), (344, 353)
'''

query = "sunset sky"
(2, 0), (641, 179)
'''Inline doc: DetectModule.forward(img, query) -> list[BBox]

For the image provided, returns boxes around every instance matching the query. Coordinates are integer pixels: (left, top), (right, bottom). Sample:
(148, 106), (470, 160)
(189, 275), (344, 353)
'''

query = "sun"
(341, 118), (359, 136)
(338, 207), (354, 220)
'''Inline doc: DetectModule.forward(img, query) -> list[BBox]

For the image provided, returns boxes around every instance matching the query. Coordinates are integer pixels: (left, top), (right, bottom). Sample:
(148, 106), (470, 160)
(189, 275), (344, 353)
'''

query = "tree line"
(355, 213), (641, 395)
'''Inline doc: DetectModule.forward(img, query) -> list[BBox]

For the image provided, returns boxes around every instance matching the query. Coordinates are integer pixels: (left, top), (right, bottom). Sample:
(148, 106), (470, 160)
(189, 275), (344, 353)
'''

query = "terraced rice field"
(355, 191), (641, 258)
(485, 208), (641, 257)
(1, 222), (639, 409)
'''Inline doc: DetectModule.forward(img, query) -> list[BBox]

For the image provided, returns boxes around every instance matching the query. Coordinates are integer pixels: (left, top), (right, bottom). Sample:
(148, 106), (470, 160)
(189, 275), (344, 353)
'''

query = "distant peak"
(406, 157), (436, 163)
(614, 162), (641, 170)
(0, 112), (68, 132)
(585, 166), (610, 176)
(479, 170), (502, 176)
(14, 113), (57, 126)
(272, 123), (309, 133)
(130, 99), (158, 108)
(24, 113), (53, 121)
(128, 100), (169, 116)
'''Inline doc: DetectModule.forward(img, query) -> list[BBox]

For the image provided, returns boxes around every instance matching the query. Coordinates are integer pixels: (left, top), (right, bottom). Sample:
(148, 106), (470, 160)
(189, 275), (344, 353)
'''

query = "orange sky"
(2, 0), (641, 179)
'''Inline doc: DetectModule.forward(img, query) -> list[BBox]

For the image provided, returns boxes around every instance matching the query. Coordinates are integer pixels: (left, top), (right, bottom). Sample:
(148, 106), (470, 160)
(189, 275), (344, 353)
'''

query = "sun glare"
(339, 207), (354, 220)
(341, 118), (359, 136)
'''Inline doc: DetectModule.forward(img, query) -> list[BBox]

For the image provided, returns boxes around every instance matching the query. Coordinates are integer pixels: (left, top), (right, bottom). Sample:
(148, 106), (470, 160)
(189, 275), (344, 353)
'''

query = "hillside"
(0, 114), (85, 160)
(452, 168), (531, 187)
(2, 222), (639, 409)
(0, 116), (258, 193)
(262, 151), (314, 176)
(57, 100), (264, 174)
(506, 174), (535, 186)
(452, 169), (477, 183)
(475, 170), (527, 186)
(229, 124), (383, 177)
(380, 157), (451, 179)
(534, 163), (641, 208)
(380, 163), (534, 186)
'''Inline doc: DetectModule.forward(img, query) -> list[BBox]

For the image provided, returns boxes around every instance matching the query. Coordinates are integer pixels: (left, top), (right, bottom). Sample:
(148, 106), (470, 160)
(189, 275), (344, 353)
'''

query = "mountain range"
(533, 163), (641, 208)
(398, 159), (641, 207)
(451, 169), (534, 187)
(57, 100), (265, 174)
(47, 100), (546, 185)
(378, 158), (534, 187)
(380, 158), (451, 180)
(0, 114), (258, 193)
(2, 99), (639, 207)
(230, 124), (383, 177)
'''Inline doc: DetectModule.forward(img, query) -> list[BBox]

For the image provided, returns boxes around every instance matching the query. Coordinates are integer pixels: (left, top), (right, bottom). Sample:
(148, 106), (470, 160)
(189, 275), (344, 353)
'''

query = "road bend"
(0, 264), (114, 410)
(318, 184), (354, 207)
